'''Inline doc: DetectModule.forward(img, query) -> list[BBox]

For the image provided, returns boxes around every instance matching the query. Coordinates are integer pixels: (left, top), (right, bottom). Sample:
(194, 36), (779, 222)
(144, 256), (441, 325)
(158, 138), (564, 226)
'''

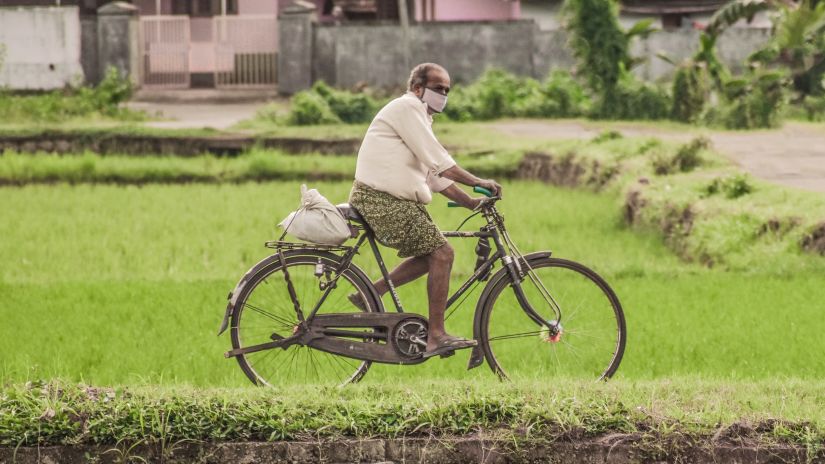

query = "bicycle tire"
(230, 250), (381, 386)
(478, 257), (626, 381)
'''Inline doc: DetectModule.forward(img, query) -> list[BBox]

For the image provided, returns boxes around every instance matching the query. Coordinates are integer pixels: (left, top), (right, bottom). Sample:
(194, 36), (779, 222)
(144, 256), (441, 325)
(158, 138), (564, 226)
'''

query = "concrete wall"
(313, 20), (538, 88)
(0, 6), (85, 89)
(631, 27), (772, 81)
(306, 20), (770, 89)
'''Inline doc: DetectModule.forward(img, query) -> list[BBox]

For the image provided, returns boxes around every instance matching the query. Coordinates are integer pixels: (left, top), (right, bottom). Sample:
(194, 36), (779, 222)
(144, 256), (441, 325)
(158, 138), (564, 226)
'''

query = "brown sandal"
(422, 335), (478, 359)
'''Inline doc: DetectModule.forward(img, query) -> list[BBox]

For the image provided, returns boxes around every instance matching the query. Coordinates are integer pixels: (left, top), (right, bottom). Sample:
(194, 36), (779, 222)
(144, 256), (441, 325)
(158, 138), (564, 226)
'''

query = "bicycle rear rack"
(264, 240), (352, 252)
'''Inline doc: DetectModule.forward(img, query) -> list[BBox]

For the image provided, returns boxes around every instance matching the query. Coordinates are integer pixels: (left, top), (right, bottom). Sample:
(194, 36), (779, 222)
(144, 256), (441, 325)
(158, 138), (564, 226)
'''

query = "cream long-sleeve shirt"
(354, 92), (455, 204)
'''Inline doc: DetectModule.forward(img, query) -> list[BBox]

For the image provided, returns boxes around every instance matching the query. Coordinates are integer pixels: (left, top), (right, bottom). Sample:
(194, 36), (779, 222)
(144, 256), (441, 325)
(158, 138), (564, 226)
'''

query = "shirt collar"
(404, 91), (433, 124)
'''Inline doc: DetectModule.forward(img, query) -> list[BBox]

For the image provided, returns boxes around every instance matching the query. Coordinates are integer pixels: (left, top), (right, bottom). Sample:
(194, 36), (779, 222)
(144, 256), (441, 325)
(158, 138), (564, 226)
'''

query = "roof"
(620, 0), (728, 14)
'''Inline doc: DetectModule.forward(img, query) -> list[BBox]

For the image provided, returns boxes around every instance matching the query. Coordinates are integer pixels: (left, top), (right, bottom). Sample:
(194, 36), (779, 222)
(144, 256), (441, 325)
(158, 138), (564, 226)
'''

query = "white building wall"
(0, 6), (85, 90)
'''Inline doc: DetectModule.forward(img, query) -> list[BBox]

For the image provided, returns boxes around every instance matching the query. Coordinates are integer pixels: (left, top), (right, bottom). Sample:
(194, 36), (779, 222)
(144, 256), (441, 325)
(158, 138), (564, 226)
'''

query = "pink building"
(132, 0), (522, 89)
(309, 0), (520, 22)
(133, 0), (281, 88)
(413, 0), (520, 22)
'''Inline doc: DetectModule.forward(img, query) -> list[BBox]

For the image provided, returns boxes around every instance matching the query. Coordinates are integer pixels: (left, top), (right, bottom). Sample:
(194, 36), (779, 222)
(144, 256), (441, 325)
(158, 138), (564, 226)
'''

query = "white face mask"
(421, 87), (448, 113)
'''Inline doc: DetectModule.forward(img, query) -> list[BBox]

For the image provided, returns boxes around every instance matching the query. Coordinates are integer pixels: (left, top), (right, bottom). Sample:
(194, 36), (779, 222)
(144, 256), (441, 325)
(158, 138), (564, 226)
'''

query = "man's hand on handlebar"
(477, 179), (503, 198)
(467, 197), (486, 210)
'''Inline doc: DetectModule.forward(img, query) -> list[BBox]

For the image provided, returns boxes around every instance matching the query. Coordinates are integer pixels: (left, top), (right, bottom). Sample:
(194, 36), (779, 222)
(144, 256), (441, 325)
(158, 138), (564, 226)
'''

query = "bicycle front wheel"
(479, 257), (626, 381)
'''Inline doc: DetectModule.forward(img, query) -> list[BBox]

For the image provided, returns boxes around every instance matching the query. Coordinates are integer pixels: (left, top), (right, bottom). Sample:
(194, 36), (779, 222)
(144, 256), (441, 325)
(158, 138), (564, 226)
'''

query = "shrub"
(442, 85), (479, 122)
(802, 94), (825, 121)
(563, 0), (629, 96)
(671, 63), (711, 123)
(0, 66), (139, 122)
(513, 70), (590, 118)
(710, 70), (787, 129)
(595, 72), (672, 120)
(286, 90), (341, 125)
(285, 81), (381, 125)
(311, 81), (379, 124)
(443, 69), (589, 121)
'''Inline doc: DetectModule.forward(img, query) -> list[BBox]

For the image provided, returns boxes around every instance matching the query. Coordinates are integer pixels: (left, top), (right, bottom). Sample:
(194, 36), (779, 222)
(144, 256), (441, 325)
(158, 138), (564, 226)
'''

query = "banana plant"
(706, 0), (825, 96)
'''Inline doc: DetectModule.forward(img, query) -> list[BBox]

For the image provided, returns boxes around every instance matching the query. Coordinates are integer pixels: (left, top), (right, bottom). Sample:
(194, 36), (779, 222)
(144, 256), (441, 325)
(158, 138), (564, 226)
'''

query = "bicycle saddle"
(336, 203), (365, 224)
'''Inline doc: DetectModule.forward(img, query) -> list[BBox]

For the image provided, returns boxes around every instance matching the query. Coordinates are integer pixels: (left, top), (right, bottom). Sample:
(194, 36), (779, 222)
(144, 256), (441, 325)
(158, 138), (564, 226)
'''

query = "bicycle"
(218, 186), (626, 386)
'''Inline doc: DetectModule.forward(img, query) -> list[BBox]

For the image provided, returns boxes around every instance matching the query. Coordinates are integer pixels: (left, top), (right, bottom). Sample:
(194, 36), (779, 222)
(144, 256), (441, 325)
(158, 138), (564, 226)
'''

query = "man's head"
(408, 63), (451, 114)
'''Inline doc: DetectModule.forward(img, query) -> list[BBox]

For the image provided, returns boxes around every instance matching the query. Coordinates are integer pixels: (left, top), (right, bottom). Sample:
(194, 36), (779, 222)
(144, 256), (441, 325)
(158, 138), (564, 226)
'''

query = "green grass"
(0, 149), (524, 185)
(2, 380), (824, 447)
(2, 181), (825, 387)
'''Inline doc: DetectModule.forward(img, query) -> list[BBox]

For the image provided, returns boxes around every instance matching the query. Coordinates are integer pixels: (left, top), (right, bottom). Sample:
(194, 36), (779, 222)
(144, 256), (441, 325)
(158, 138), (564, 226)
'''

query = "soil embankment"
(3, 436), (819, 463)
(0, 132), (360, 156)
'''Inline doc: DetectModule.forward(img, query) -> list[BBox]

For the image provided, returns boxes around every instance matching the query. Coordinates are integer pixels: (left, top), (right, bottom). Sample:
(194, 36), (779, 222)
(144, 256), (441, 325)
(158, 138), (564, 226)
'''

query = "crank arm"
(224, 334), (302, 358)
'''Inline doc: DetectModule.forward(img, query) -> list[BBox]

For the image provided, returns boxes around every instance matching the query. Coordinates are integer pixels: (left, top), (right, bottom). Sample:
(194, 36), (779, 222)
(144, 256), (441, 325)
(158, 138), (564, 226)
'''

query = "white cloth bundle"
(279, 184), (351, 245)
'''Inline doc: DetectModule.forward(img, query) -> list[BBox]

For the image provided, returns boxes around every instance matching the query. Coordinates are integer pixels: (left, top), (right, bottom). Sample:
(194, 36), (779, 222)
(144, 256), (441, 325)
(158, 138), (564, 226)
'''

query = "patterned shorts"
(349, 181), (447, 258)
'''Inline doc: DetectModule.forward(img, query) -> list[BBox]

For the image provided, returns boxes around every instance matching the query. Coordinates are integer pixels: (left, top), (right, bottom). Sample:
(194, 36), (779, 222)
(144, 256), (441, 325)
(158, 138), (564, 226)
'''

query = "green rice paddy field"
(1, 180), (824, 386)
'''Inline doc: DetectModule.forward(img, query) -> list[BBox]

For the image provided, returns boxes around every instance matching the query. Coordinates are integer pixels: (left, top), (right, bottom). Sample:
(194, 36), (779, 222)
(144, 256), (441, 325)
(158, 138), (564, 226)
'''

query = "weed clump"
(801, 222), (825, 255)
(704, 174), (754, 199)
(651, 137), (709, 175)
(591, 130), (623, 144)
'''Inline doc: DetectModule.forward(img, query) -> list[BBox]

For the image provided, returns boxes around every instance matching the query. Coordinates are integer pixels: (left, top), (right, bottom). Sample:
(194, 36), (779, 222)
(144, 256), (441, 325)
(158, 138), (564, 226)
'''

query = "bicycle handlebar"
(447, 186), (497, 208)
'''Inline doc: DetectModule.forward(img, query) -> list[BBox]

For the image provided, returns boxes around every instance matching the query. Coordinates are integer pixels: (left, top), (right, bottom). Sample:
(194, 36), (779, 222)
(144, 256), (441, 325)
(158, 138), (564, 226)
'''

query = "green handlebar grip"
(474, 186), (493, 197)
(447, 201), (461, 208)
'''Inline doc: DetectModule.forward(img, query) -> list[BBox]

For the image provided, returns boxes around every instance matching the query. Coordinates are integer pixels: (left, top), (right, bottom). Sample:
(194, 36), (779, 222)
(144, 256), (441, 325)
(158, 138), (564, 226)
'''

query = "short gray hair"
(407, 63), (443, 91)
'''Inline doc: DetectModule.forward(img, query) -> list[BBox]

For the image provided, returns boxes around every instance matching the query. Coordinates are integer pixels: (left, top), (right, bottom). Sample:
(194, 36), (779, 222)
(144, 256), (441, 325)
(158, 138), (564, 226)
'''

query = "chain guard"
(305, 312), (429, 365)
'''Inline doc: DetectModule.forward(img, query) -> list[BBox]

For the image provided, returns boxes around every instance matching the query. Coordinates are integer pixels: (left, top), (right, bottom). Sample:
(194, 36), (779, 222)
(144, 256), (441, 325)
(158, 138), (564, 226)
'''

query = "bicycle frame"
(220, 200), (562, 367)
(294, 202), (554, 333)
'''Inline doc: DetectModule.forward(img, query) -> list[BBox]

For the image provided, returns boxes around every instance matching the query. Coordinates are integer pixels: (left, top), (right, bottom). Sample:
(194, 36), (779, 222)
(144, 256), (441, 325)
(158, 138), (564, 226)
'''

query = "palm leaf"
(706, 0), (774, 37)
(625, 18), (658, 39)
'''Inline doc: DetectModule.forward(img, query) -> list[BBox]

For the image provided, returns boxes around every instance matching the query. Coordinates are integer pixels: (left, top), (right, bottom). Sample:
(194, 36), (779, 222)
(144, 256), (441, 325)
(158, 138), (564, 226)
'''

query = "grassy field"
(2, 181), (824, 387)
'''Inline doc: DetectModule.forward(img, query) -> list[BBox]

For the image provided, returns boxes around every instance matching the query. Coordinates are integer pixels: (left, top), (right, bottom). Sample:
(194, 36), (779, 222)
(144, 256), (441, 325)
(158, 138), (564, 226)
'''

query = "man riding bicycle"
(348, 62), (502, 359)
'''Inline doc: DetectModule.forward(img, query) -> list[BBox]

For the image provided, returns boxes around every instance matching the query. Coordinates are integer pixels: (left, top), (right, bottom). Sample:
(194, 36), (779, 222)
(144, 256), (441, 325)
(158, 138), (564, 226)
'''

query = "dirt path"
(493, 120), (825, 194)
(127, 101), (264, 130)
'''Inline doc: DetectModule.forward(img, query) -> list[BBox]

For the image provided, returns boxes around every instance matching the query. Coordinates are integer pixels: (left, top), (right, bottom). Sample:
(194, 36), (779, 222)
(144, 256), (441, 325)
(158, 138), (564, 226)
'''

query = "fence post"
(277, 1), (317, 95)
(97, 1), (141, 85)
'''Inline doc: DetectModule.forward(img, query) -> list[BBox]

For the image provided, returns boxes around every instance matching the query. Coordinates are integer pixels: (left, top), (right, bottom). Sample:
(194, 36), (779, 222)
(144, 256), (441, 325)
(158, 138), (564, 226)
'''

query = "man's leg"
(371, 255), (429, 296)
(425, 243), (454, 350)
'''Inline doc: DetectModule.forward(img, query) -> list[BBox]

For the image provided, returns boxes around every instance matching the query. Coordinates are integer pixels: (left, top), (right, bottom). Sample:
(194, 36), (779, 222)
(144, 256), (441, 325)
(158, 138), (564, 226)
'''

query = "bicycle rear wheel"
(479, 257), (625, 381)
(230, 250), (380, 386)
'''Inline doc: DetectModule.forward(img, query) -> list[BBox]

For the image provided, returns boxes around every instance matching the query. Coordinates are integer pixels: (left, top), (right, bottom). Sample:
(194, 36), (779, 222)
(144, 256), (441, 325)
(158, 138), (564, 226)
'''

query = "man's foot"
(347, 292), (367, 311)
(422, 334), (478, 359)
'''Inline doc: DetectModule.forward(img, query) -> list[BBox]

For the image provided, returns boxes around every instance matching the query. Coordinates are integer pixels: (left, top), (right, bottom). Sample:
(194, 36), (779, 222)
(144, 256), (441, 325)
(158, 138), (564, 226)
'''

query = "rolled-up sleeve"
(386, 100), (456, 174)
(425, 168), (454, 192)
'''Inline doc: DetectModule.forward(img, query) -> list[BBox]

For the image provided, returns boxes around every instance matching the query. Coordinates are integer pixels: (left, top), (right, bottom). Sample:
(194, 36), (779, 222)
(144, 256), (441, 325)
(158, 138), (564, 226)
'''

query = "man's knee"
(429, 243), (454, 265)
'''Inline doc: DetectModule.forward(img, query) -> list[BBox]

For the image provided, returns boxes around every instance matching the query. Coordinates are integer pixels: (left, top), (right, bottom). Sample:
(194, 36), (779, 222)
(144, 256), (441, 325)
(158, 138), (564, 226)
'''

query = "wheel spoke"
(482, 258), (625, 381)
(231, 255), (374, 386)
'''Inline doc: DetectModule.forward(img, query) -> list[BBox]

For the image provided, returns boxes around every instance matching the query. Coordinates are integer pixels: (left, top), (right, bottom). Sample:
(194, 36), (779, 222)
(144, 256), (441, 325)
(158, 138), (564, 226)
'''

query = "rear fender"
(218, 249), (379, 335)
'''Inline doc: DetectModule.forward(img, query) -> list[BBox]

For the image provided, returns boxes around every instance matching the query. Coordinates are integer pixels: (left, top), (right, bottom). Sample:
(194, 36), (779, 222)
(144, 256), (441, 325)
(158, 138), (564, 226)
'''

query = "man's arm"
(439, 183), (481, 209)
(439, 164), (503, 197)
